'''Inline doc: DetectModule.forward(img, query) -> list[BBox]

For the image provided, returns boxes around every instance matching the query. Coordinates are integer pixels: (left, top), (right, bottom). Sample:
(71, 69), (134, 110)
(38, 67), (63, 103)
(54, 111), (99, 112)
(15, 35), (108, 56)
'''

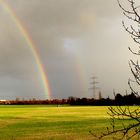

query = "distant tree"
(68, 96), (77, 105)
(90, 0), (140, 139)
(124, 92), (137, 105)
(115, 93), (124, 105)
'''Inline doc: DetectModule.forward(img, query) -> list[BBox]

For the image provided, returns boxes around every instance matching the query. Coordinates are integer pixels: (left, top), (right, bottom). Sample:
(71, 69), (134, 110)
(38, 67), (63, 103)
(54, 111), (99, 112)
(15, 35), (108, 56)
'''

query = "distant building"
(0, 100), (6, 102)
(0, 100), (10, 104)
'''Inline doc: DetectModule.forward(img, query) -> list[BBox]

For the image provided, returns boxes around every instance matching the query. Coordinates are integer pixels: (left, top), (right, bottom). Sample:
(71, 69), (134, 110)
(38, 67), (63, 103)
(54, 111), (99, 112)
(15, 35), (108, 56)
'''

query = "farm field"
(0, 105), (136, 140)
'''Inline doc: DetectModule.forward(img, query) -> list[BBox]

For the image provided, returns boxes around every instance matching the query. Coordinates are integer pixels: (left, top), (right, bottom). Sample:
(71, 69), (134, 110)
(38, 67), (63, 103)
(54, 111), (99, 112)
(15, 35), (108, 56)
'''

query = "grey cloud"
(0, 0), (132, 99)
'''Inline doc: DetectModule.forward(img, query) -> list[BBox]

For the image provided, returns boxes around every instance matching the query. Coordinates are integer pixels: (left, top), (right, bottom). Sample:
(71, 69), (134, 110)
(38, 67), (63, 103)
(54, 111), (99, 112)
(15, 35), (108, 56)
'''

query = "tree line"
(0, 92), (139, 105)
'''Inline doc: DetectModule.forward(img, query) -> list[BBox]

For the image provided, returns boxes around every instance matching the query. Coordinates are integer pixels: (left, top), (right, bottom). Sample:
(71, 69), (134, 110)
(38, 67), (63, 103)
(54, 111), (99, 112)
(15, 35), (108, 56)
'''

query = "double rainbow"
(0, 1), (51, 99)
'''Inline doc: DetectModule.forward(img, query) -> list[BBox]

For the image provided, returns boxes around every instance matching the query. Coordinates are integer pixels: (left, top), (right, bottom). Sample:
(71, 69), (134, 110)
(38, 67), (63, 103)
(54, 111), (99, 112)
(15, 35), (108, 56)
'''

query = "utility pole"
(98, 91), (102, 100)
(113, 89), (116, 97)
(90, 76), (99, 99)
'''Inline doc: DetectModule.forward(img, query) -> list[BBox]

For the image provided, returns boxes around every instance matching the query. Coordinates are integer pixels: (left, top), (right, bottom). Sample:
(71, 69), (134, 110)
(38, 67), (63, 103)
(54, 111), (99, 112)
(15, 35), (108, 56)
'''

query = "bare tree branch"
(91, 0), (140, 139)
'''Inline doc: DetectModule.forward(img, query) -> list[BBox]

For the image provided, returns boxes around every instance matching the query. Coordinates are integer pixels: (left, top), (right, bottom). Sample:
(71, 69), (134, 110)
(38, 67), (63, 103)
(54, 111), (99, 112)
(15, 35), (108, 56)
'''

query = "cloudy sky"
(0, 0), (138, 100)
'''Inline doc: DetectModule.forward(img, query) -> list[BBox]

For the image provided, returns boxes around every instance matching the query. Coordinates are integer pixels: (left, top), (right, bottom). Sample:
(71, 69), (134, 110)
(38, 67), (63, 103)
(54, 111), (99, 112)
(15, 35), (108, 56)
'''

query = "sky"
(0, 0), (138, 100)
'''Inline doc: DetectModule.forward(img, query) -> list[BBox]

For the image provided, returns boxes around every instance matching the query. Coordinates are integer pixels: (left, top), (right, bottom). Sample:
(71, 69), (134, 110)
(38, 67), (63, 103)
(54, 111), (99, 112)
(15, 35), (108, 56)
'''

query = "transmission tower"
(89, 76), (99, 99)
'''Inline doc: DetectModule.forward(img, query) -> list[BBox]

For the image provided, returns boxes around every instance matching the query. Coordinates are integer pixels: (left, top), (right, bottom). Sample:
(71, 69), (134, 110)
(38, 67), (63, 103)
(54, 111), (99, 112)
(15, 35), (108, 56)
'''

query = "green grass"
(0, 105), (137, 140)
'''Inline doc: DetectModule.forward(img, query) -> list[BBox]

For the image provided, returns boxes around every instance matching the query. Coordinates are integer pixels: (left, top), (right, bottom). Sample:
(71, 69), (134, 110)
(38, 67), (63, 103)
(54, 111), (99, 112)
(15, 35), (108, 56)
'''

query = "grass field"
(0, 105), (136, 140)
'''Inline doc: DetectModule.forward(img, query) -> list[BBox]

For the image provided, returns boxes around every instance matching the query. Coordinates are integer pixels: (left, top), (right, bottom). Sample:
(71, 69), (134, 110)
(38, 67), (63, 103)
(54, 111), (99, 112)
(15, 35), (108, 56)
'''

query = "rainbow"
(0, 0), (51, 99)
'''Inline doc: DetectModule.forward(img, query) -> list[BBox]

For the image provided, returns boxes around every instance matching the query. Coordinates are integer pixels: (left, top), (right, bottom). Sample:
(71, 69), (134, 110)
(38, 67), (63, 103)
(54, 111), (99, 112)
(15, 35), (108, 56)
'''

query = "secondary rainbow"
(0, 0), (51, 99)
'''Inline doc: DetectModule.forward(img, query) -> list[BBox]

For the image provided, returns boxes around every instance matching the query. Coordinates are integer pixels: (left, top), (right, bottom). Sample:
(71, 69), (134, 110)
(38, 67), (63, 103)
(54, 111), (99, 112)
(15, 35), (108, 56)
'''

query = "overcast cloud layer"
(0, 0), (136, 99)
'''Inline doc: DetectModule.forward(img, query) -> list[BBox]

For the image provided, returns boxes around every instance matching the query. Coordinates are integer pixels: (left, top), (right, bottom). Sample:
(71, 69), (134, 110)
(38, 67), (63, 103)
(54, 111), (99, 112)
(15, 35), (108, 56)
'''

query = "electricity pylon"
(89, 76), (99, 99)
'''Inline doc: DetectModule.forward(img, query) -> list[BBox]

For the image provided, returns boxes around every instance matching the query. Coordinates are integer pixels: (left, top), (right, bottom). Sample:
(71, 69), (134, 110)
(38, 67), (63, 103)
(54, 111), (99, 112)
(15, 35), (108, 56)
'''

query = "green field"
(0, 105), (136, 140)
